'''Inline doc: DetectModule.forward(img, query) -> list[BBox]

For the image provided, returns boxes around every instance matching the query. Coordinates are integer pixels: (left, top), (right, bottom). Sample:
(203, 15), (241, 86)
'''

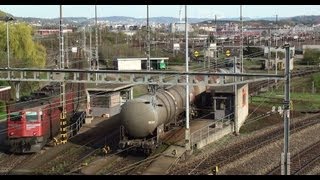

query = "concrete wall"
(92, 106), (121, 118)
(195, 124), (234, 149)
(236, 83), (249, 133)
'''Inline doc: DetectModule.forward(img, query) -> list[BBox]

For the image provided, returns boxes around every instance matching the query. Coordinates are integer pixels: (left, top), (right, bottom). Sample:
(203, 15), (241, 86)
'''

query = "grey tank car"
(119, 67), (241, 154)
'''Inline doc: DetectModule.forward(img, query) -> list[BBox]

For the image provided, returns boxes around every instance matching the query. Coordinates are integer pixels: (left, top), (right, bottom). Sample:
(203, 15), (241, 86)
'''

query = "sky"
(1, 5), (320, 19)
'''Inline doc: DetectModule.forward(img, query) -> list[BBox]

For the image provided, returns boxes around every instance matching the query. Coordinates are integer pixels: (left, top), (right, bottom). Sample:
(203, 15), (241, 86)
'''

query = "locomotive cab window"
(9, 112), (21, 121)
(26, 112), (38, 122)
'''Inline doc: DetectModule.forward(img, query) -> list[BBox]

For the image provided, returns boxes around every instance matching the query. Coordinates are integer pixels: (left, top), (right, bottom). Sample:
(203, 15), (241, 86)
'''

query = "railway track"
(64, 130), (120, 174)
(34, 128), (120, 174)
(268, 140), (320, 175)
(78, 122), (183, 175)
(168, 114), (320, 175)
(101, 153), (162, 175)
(0, 154), (36, 174)
(249, 67), (320, 95)
(7, 116), (120, 174)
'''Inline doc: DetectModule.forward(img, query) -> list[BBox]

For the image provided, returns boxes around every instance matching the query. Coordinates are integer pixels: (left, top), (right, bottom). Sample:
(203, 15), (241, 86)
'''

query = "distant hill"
(0, 10), (13, 18)
(199, 15), (320, 26)
(98, 16), (211, 24)
(1, 10), (320, 26)
(288, 15), (320, 25)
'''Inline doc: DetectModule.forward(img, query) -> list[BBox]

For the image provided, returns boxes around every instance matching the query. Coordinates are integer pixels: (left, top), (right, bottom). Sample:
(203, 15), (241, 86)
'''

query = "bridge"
(0, 68), (283, 87)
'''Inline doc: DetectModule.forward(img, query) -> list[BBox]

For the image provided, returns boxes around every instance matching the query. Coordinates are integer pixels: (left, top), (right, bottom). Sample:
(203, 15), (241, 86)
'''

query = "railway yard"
(0, 66), (319, 175)
(2, 5), (320, 175)
(1, 109), (320, 175)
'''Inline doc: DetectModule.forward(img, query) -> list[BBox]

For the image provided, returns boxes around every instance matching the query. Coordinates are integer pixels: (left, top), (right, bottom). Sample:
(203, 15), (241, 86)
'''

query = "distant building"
(264, 46), (295, 57)
(292, 24), (314, 33)
(114, 57), (169, 70)
(198, 24), (216, 32)
(263, 46), (295, 70)
(262, 57), (294, 71)
(170, 22), (194, 33)
(36, 29), (73, 36)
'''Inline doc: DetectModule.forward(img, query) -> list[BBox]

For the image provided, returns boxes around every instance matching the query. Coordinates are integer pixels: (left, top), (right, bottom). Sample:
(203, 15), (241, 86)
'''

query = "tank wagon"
(119, 67), (240, 154)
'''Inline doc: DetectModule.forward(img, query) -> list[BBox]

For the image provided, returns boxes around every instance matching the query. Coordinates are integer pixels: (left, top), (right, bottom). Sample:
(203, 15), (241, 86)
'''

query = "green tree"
(303, 49), (320, 65)
(0, 22), (47, 99)
(0, 23), (46, 68)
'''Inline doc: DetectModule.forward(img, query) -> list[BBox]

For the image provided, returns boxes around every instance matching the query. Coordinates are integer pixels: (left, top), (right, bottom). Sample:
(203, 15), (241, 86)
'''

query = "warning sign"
(226, 50), (231, 57)
(194, 51), (199, 57)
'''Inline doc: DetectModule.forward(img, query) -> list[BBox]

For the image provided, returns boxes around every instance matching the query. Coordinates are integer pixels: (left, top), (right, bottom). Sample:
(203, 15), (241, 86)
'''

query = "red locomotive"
(6, 83), (79, 153)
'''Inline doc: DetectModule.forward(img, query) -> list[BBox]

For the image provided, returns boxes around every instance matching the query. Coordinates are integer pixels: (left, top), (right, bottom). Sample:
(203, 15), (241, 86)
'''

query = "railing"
(190, 113), (234, 150)
(67, 111), (86, 138)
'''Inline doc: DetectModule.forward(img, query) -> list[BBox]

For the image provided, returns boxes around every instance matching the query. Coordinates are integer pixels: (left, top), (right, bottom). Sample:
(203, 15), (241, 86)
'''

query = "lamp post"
(5, 15), (15, 69)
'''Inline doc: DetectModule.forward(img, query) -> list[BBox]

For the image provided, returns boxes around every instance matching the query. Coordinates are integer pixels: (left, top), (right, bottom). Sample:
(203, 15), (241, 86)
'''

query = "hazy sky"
(1, 5), (320, 19)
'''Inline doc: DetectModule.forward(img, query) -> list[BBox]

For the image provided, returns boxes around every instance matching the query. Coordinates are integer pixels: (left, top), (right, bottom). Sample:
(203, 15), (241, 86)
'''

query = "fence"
(190, 113), (234, 150)
(67, 111), (86, 138)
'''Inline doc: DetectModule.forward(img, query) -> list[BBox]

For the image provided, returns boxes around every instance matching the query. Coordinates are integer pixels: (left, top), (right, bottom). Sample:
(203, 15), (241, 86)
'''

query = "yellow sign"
(194, 51), (199, 57)
(226, 50), (231, 57)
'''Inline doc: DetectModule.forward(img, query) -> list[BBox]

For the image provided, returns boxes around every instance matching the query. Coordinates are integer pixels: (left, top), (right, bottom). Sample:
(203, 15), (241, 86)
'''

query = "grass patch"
(0, 100), (6, 121)
(133, 85), (148, 98)
(0, 111), (6, 121)
(240, 112), (281, 134)
(251, 71), (320, 112)
(311, 72), (320, 89)
(251, 91), (320, 112)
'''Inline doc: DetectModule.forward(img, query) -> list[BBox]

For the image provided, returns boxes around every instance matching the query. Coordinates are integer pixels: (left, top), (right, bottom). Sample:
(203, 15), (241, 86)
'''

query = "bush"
(303, 49), (320, 65)
(312, 73), (320, 89)
(0, 100), (5, 113)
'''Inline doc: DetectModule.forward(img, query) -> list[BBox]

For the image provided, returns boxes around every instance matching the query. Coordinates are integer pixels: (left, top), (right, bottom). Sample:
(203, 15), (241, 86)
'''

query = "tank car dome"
(120, 96), (158, 138)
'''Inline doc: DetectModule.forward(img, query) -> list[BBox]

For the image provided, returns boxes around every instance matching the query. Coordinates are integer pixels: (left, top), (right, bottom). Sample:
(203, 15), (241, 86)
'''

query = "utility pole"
(147, 5), (151, 71)
(268, 28), (271, 87)
(99, 27), (102, 46)
(185, 5), (191, 152)
(65, 32), (69, 68)
(275, 15), (278, 86)
(59, 5), (67, 144)
(215, 14), (218, 70)
(59, 5), (64, 69)
(234, 56), (238, 134)
(240, 5), (243, 81)
(95, 5), (99, 70)
(215, 14), (217, 31)
(83, 26), (86, 55)
(5, 15), (15, 79)
(89, 26), (92, 69)
(6, 17), (10, 68)
(281, 43), (291, 175)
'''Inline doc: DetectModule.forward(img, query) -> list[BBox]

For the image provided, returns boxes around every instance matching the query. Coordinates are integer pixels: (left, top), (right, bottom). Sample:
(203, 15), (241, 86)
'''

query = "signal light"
(9, 132), (14, 136)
